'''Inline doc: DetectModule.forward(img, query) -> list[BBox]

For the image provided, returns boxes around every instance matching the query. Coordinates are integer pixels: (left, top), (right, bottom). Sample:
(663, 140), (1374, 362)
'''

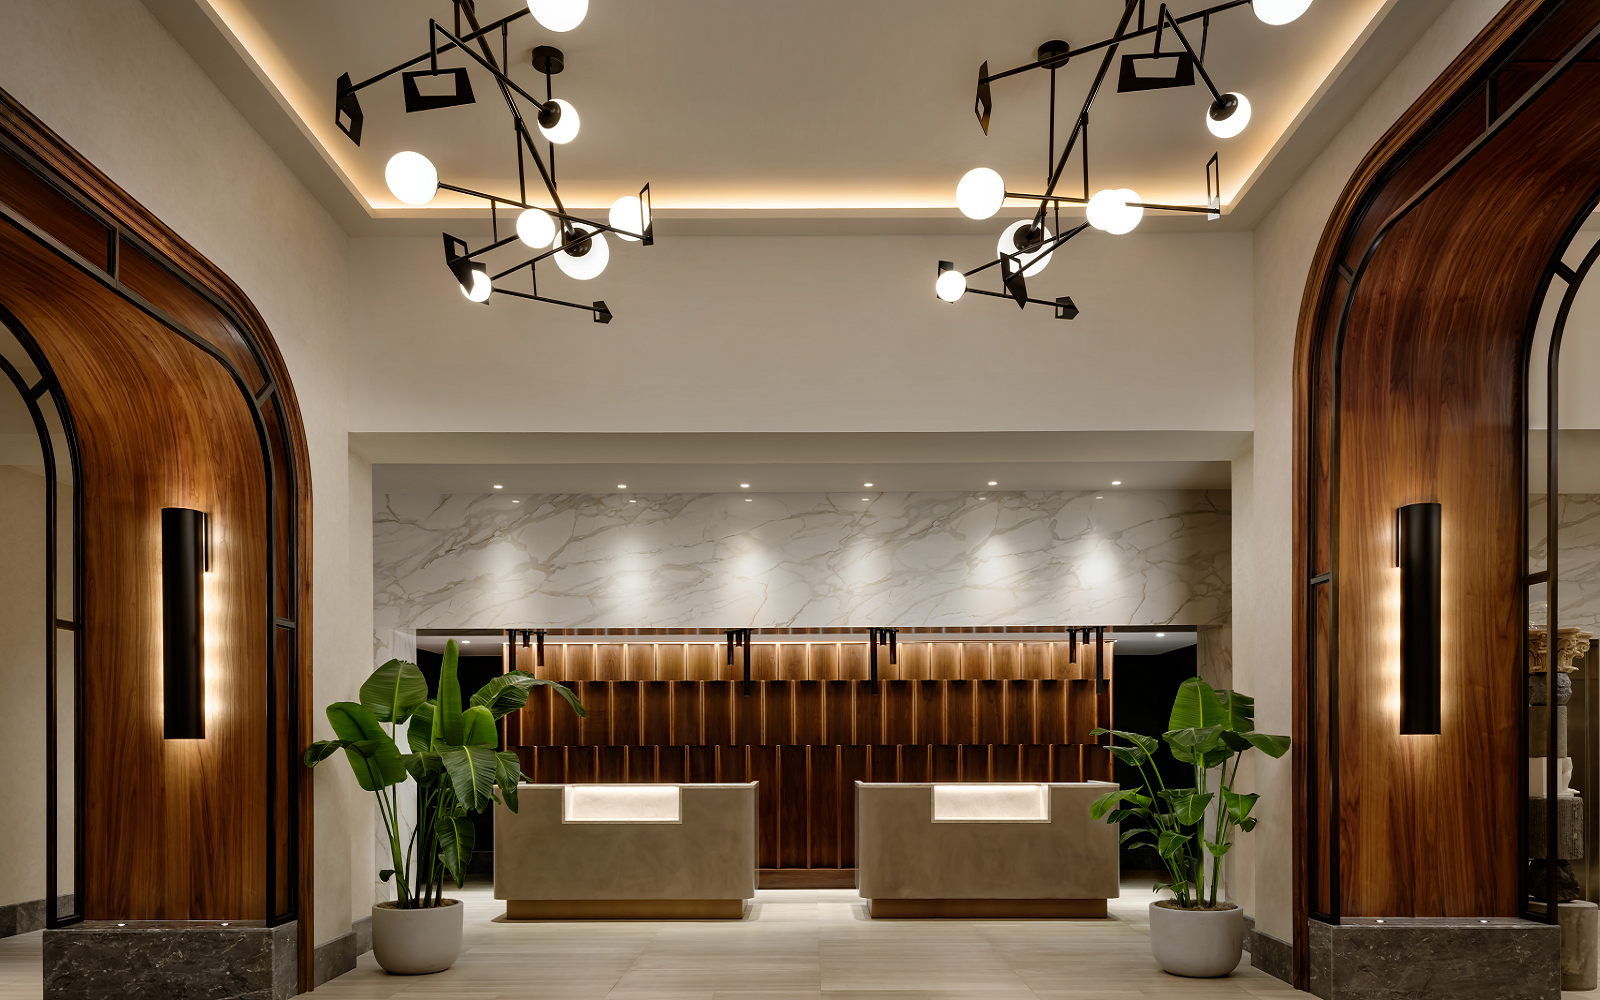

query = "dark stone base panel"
(44, 920), (296, 1000)
(312, 915), (373, 987)
(1246, 919), (1293, 985)
(1309, 917), (1560, 1000)
(0, 895), (76, 939)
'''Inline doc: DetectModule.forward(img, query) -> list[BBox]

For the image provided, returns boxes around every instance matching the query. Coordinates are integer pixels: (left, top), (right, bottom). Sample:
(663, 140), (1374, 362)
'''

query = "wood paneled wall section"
(1292, 0), (1600, 966)
(505, 641), (1112, 874)
(0, 88), (316, 982)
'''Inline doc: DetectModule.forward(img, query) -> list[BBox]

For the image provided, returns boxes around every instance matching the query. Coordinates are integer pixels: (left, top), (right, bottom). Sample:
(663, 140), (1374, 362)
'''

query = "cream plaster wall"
(1239, 0), (1506, 943)
(0, 465), (46, 908)
(347, 231), (1254, 434)
(0, 0), (367, 947)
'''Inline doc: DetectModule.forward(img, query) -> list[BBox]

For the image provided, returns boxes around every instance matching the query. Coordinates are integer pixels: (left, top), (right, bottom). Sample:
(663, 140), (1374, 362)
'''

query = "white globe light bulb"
(996, 220), (1055, 276)
(609, 196), (643, 242)
(515, 208), (556, 248)
(384, 151), (438, 206)
(555, 226), (609, 280)
(1206, 92), (1252, 139)
(527, 0), (588, 32)
(461, 270), (492, 302)
(1253, 0), (1312, 25)
(936, 269), (967, 302)
(538, 99), (581, 144)
(1086, 189), (1143, 235)
(956, 167), (1007, 220)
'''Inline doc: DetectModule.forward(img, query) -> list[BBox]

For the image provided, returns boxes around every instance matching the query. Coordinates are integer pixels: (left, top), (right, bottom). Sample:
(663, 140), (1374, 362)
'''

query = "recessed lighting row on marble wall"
(937, 0), (1312, 316)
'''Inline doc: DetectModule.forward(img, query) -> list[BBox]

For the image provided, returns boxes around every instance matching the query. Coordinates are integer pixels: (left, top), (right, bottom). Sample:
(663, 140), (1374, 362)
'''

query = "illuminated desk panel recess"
(858, 782), (1119, 918)
(497, 784), (756, 919)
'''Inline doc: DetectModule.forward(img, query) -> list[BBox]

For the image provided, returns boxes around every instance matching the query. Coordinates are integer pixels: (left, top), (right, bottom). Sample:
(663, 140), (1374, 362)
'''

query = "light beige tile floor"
(0, 880), (1592, 999)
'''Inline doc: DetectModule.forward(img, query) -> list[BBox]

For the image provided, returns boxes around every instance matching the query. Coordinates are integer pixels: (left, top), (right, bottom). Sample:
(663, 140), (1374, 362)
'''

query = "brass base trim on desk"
(505, 899), (747, 920)
(759, 869), (857, 889)
(868, 898), (1108, 919)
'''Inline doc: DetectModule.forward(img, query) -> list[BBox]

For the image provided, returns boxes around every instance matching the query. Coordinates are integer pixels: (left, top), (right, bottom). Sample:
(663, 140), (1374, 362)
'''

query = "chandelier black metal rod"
(962, 222), (1091, 278)
(964, 287), (1069, 308)
(339, 5), (533, 96)
(979, 0), (1249, 86)
(1154, 5), (1226, 103)
(431, 16), (567, 212)
(435, 182), (647, 245)
(1038, 0), (1140, 205)
(493, 288), (597, 312)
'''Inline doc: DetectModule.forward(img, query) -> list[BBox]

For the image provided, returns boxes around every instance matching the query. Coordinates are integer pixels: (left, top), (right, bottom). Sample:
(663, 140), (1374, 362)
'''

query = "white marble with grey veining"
(1530, 493), (1600, 629)
(373, 490), (1230, 631)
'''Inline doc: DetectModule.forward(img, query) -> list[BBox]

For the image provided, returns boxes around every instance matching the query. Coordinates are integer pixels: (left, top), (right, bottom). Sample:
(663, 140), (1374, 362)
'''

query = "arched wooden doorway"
(0, 92), (315, 991)
(1293, 0), (1600, 992)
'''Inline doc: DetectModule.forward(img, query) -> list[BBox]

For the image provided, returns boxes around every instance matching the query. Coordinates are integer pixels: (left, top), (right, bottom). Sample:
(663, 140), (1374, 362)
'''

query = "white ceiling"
(153, 0), (1460, 233)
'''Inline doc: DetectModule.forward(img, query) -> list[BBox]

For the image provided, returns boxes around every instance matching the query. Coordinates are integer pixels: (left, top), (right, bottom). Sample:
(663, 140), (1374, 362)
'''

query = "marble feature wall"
(1530, 494), (1600, 629)
(374, 490), (1230, 631)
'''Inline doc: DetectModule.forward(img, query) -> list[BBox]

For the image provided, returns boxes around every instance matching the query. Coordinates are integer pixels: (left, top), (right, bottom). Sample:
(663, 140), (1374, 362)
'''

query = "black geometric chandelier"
(334, 0), (649, 323)
(935, 0), (1312, 317)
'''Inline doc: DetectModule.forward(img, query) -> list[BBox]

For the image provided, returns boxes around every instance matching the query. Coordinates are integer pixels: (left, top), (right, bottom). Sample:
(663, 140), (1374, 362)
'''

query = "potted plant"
(1091, 676), (1289, 978)
(304, 639), (583, 974)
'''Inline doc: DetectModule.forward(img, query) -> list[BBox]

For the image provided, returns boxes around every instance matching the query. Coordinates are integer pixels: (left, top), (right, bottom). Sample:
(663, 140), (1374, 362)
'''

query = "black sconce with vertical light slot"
(163, 507), (209, 740)
(1397, 502), (1442, 735)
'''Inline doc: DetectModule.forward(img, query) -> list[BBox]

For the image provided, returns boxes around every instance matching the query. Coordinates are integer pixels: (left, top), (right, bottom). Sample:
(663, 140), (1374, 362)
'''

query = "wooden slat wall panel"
(961, 643), (993, 679)
(778, 644), (808, 681)
(839, 643), (870, 680)
(504, 641), (1119, 876)
(811, 643), (839, 680)
(975, 681), (1005, 745)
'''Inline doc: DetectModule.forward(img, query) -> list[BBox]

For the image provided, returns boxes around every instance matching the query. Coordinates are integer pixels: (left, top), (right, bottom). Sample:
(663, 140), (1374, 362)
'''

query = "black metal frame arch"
(0, 303), (84, 929)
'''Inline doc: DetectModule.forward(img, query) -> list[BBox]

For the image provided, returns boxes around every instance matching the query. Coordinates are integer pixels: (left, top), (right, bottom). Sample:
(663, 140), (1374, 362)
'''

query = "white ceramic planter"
(1148, 901), (1244, 978)
(371, 899), (463, 975)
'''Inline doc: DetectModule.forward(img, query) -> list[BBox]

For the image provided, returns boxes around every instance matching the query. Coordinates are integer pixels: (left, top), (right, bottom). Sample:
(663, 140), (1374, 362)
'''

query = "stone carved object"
(1528, 795), (1585, 860)
(1560, 900), (1599, 991)
(1527, 859), (1583, 903)
(1558, 629), (1593, 674)
(1529, 670), (1573, 706)
(1527, 627), (1593, 674)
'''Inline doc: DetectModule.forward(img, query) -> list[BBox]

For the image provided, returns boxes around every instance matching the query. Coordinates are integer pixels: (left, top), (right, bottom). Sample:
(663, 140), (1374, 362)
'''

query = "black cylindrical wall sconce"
(1397, 501), (1441, 735)
(163, 507), (208, 740)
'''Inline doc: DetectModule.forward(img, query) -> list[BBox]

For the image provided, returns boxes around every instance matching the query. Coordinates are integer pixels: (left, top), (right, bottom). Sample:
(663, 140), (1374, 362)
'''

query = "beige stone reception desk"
(495, 783), (758, 919)
(856, 782), (1120, 918)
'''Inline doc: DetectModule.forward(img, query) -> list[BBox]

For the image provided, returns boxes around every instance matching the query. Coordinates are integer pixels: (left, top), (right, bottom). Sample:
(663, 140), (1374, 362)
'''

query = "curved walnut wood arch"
(1293, 0), (1600, 989)
(0, 91), (315, 988)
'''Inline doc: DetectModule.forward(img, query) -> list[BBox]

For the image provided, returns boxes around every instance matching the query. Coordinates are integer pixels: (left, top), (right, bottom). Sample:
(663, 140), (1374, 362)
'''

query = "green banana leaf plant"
(1090, 676), (1289, 909)
(302, 639), (584, 908)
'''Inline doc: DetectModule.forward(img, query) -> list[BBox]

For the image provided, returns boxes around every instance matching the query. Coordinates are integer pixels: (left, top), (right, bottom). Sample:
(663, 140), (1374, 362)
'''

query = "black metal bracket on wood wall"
(868, 628), (899, 696)
(506, 627), (548, 668)
(727, 629), (753, 695)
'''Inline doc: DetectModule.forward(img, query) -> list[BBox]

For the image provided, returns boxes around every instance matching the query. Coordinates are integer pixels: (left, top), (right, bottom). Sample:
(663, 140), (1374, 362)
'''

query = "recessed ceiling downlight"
(385, 151), (438, 205)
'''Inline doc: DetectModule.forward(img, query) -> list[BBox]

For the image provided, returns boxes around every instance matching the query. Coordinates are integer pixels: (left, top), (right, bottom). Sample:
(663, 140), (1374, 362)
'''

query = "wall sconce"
(163, 507), (209, 740)
(1397, 502), (1441, 735)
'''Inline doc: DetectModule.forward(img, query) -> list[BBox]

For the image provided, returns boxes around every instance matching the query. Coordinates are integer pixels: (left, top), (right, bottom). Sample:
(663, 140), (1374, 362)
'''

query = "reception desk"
(495, 783), (758, 919)
(856, 781), (1119, 918)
